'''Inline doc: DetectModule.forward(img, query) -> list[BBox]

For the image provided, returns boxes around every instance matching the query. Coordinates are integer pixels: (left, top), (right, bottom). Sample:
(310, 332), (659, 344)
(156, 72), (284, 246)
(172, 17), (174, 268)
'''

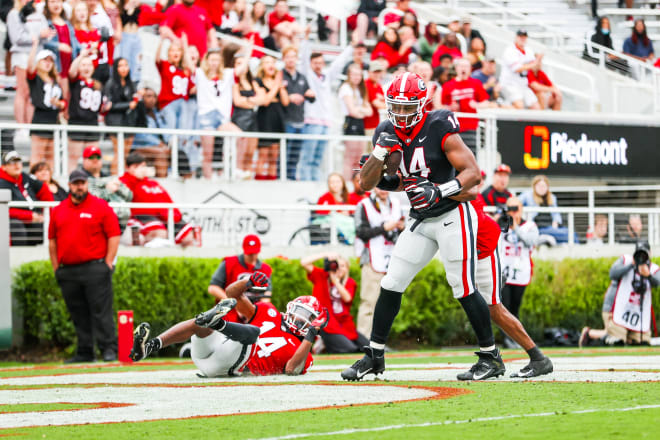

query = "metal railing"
(8, 200), (660, 248)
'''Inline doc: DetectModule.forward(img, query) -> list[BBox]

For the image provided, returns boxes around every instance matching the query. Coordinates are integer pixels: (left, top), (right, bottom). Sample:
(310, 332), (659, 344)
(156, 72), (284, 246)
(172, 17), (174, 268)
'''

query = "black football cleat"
(457, 349), (506, 381)
(194, 298), (238, 329)
(511, 357), (554, 378)
(129, 322), (151, 362)
(341, 346), (385, 381)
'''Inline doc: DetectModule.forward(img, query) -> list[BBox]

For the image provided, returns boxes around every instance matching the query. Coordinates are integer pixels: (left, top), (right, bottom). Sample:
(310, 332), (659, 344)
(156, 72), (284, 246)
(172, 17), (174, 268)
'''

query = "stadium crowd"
(2, 0), (572, 183)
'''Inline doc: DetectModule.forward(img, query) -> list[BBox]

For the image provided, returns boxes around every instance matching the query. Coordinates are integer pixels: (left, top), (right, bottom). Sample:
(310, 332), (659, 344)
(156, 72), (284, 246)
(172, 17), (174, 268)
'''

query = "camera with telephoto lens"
(632, 241), (651, 294)
(323, 258), (339, 272)
(496, 205), (519, 232)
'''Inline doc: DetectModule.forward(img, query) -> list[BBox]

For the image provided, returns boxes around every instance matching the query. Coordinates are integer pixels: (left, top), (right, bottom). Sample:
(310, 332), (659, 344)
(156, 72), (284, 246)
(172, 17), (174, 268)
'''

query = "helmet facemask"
(387, 98), (425, 130)
(284, 301), (319, 337)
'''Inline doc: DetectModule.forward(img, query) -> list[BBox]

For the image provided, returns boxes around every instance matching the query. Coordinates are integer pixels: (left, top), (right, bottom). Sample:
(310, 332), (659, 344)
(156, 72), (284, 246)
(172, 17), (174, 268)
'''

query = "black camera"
(496, 205), (518, 232)
(323, 258), (339, 272)
(633, 241), (651, 267)
(99, 27), (111, 43)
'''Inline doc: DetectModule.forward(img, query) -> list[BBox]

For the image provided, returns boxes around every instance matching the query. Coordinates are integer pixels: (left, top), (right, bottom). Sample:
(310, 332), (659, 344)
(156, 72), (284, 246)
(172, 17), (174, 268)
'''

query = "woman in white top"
(338, 63), (372, 181)
(196, 47), (244, 179)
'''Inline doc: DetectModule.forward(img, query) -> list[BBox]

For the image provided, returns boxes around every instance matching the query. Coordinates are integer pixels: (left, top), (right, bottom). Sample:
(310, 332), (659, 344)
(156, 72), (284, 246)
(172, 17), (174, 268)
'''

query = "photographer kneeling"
(499, 197), (539, 347)
(301, 253), (369, 353)
(580, 241), (659, 347)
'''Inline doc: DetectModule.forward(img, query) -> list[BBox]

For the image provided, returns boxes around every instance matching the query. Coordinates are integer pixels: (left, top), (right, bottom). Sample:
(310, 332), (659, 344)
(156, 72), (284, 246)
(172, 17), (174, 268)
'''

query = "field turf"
(0, 347), (658, 440)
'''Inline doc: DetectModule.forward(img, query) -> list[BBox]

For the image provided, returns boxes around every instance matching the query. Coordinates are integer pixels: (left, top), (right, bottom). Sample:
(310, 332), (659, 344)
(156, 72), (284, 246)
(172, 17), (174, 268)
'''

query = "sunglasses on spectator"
(87, 155), (102, 160)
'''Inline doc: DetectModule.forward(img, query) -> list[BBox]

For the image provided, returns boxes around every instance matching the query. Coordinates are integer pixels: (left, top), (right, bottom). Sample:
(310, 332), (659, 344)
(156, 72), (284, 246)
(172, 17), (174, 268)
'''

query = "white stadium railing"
(7, 201), (660, 248)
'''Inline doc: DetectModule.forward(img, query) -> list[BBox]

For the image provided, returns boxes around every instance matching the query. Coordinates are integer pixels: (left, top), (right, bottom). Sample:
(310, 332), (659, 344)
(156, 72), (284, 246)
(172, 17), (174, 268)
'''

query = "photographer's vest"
(611, 254), (657, 333)
(500, 221), (534, 286)
(354, 196), (403, 273)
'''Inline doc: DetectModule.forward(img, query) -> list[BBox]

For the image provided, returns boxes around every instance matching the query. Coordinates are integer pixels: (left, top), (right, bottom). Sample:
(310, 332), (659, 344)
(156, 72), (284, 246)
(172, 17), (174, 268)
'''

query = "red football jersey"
(157, 60), (191, 109)
(472, 196), (501, 260)
(246, 303), (313, 375)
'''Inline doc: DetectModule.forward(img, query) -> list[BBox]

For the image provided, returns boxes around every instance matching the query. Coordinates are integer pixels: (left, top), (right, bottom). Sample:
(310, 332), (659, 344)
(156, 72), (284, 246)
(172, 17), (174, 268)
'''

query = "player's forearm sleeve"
(376, 174), (401, 191)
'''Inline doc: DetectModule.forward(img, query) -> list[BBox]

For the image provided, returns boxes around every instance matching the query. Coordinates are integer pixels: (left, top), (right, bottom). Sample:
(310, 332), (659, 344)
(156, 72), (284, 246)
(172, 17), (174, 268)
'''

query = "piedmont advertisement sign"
(497, 120), (659, 178)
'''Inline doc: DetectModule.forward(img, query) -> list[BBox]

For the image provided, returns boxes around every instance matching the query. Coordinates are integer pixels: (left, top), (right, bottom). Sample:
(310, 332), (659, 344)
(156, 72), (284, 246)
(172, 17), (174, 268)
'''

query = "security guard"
(48, 169), (121, 362)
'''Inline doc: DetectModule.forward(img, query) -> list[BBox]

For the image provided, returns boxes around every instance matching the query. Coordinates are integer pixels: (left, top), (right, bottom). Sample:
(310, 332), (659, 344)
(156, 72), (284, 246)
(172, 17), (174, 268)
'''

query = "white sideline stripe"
(248, 404), (660, 440)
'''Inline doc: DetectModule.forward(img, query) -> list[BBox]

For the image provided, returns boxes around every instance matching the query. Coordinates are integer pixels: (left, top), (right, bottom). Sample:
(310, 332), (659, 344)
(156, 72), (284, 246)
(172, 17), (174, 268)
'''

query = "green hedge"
(11, 257), (660, 349)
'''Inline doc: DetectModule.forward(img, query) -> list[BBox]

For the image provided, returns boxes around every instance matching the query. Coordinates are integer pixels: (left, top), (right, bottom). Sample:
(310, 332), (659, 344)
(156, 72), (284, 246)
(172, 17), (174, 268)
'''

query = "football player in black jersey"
(342, 72), (504, 382)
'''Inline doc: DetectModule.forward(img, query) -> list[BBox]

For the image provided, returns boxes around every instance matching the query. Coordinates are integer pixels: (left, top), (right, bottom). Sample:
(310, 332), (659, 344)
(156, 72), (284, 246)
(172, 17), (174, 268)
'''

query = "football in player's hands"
(311, 307), (329, 330)
(246, 271), (269, 292)
(384, 150), (402, 175)
(403, 175), (441, 212)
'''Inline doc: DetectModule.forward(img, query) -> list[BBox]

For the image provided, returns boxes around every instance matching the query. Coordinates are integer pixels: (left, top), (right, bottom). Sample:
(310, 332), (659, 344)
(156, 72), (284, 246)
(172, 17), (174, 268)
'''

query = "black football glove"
(403, 175), (442, 212)
(245, 271), (269, 292)
(372, 132), (402, 161)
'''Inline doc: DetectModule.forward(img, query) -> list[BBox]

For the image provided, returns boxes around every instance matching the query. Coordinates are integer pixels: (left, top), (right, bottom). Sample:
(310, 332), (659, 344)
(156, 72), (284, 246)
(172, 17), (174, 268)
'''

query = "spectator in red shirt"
(0, 151), (54, 246)
(348, 171), (369, 205)
(72, 2), (102, 71)
(43, 0), (81, 100)
(159, 0), (217, 57)
(528, 59), (562, 111)
(363, 60), (386, 138)
(196, 0), (225, 29)
(383, 0), (415, 28)
(432, 32), (462, 68)
(268, 0), (303, 49)
(441, 58), (495, 153)
(315, 172), (355, 244)
(301, 252), (368, 353)
(48, 169), (120, 363)
(481, 164), (513, 210)
(371, 26), (413, 69)
(119, 153), (196, 247)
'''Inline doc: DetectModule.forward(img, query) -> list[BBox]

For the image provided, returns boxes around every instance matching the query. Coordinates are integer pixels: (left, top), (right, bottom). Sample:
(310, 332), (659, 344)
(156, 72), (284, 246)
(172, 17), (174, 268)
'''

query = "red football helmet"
(284, 295), (322, 337)
(386, 72), (428, 130)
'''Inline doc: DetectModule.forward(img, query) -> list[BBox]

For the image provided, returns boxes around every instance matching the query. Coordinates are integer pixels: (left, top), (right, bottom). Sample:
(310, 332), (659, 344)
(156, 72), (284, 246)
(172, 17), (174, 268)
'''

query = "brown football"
(384, 150), (402, 175)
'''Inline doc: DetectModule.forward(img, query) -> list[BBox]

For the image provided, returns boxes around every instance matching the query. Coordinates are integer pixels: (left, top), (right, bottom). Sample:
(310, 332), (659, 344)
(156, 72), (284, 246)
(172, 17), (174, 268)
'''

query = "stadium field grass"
(0, 347), (658, 439)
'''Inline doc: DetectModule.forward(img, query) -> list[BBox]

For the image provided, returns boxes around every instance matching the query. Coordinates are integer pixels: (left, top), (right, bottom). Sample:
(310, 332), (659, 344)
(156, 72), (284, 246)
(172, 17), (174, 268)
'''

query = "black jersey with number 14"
(372, 109), (462, 219)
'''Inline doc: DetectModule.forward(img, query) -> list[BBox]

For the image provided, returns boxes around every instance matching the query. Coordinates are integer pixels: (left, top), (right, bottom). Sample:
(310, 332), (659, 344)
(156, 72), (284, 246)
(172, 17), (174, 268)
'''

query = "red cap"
(83, 146), (102, 159)
(480, 169), (487, 178)
(242, 234), (261, 255)
(494, 164), (511, 175)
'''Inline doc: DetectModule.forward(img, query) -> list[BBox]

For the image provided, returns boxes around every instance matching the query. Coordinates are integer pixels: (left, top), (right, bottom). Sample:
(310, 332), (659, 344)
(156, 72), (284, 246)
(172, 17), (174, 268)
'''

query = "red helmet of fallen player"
(386, 72), (428, 130)
(284, 295), (325, 337)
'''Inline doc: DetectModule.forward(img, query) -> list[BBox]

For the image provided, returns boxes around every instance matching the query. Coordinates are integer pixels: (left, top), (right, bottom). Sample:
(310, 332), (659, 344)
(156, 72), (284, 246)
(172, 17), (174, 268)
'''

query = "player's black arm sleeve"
(376, 174), (402, 191)
(354, 205), (385, 241)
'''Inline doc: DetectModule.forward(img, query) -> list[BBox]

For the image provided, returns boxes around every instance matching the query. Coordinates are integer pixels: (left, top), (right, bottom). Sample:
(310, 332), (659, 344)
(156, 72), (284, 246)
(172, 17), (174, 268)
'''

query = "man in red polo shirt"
(49, 169), (120, 363)
(159, 0), (217, 57)
(441, 58), (495, 154)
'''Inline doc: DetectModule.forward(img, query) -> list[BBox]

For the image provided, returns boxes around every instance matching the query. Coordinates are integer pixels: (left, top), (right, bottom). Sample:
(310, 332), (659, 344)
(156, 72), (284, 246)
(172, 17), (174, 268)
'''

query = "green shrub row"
(12, 257), (660, 349)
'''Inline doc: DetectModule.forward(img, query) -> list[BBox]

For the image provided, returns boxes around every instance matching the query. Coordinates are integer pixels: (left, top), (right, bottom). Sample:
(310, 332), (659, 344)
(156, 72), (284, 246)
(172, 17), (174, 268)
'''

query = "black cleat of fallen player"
(341, 346), (385, 381)
(511, 356), (554, 378)
(457, 349), (506, 381)
(194, 298), (238, 330)
(129, 322), (151, 362)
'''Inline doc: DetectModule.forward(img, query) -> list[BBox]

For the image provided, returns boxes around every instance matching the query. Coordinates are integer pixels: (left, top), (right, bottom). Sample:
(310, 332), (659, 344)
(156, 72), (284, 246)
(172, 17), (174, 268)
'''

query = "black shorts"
(343, 116), (365, 136)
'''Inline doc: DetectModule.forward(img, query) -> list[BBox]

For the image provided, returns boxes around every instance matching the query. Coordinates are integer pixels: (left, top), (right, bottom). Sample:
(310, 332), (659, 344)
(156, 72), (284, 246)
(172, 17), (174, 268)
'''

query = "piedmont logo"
(524, 125), (629, 170)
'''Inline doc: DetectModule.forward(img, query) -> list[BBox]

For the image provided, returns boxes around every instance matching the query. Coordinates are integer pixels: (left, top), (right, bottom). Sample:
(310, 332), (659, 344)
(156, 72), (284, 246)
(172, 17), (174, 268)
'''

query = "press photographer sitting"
(580, 242), (659, 347)
(499, 197), (539, 347)
(301, 252), (368, 353)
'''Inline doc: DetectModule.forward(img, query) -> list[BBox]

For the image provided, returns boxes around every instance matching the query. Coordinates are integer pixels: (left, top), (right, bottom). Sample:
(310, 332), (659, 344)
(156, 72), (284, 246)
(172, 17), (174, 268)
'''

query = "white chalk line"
(248, 404), (660, 440)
